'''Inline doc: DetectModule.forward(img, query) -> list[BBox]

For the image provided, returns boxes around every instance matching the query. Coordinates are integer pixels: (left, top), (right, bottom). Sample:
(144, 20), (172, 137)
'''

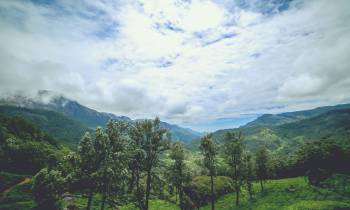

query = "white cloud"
(1, 0), (350, 131)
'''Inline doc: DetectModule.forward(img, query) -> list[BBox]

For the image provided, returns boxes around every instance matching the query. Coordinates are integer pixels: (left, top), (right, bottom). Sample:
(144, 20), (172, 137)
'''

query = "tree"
(76, 132), (97, 210)
(129, 117), (170, 210)
(255, 145), (269, 192)
(200, 134), (216, 210)
(93, 120), (129, 210)
(93, 127), (111, 210)
(245, 154), (254, 199)
(170, 142), (188, 210)
(296, 138), (349, 185)
(32, 168), (65, 210)
(129, 121), (147, 210)
(105, 120), (129, 207)
(223, 131), (243, 206)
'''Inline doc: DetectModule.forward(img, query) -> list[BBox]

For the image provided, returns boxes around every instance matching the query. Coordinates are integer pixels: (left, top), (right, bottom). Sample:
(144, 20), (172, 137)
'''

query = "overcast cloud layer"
(1, 0), (350, 131)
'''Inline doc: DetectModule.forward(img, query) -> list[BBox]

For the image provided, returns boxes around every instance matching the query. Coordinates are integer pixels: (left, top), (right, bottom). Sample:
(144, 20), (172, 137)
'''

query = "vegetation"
(0, 114), (70, 174)
(169, 142), (189, 210)
(223, 131), (244, 206)
(255, 145), (269, 192)
(201, 176), (350, 210)
(203, 108), (350, 154)
(200, 134), (217, 210)
(1, 103), (350, 209)
(0, 105), (90, 146)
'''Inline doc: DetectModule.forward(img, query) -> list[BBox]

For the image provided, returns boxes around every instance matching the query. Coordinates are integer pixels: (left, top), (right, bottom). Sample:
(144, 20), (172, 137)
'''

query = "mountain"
(0, 105), (90, 146)
(0, 91), (203, 142)
(0, 90), (131, 128)
(160, 121), (204, 142)
(187, 104), (350, 153)
(245, 103), (350, 127)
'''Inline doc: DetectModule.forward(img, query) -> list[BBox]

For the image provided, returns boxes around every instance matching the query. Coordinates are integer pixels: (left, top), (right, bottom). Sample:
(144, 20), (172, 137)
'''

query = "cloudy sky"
(1, 0), (350, 131)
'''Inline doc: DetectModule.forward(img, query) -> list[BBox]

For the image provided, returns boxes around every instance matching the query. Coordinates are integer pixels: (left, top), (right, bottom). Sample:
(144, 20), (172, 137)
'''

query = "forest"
(1, 104), (350, 210)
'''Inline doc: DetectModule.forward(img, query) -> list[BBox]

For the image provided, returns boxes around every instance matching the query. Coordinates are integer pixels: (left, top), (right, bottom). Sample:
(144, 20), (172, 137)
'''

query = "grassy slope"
(202, 176), (350, 210)
(3, 175), (349, 210)
(204, 109), (350, 154)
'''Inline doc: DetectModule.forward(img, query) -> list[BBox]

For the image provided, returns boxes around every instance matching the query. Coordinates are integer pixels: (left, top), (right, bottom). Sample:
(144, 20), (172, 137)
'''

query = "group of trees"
(30, 116), (349, 210)
(200, 132), (269, 209)
(31, 117), (274, 210)
(32, 118), (171, 210)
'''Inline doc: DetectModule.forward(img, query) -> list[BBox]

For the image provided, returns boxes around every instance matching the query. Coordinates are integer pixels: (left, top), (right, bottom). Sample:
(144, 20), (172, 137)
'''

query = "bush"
(183, 176), (234, 207)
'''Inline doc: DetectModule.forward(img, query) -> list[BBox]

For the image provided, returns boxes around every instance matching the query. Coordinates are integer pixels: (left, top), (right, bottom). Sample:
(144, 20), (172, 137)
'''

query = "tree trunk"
(175, 188), (178, 204)
(210, 174), (215, 210)
(129, 169), (135, 193)
(145, 169), (152, 210)
(234, 162), (239, 206)
(235, 186), (239, 206)
(135, 170), (143, 210)
(87, 188), (94, 210)
(179, 186), (183, 210)
(260, 180), (264, 192)
(100, 184), (108, 210)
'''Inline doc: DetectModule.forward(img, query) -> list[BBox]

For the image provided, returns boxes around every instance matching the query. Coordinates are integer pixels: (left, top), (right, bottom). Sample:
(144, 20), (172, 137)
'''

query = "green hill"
(187, 107), (350, 153)
(245, 103), (350, 127)
(0, 114), (70, 174)
(1, 92), (203, 142)
(0, 105), (90, 146)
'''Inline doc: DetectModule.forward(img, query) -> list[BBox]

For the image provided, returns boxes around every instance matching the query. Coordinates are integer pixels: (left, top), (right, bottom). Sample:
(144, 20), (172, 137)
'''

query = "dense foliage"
(0, 114), (69, 174)
(0, 106), (90, 146)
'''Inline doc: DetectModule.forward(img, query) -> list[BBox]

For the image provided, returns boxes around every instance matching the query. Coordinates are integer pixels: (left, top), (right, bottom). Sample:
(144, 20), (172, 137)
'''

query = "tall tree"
(77, 132), (97, 210)
(255, 145), (269, 192)
(93, 127), (111, 210)
(245, 154), (254, 199)
(223, 132), (243, 206)
(105, 120), (129, 208)
(200, 134), (216, 210)
(170, 142), (187, 210)
(127, 134), (145, 209)
(129, 117), (170, 210)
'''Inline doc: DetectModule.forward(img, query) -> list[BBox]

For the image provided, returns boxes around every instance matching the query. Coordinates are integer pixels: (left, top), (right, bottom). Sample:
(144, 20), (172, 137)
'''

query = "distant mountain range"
(0, 91), (203, 144)
(187, 103), (350, 153)
(244, 103), (350, 127)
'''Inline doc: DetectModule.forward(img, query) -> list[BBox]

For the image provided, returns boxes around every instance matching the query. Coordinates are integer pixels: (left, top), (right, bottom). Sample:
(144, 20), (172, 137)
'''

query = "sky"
(0, 0), (350, 131)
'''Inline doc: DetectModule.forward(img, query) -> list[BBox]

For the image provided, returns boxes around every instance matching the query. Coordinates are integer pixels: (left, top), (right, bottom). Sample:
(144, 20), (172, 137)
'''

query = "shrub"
(183, 176), (234, 207)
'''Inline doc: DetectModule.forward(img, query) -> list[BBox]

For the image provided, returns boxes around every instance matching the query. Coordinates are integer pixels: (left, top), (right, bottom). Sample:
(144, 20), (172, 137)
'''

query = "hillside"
(160, 121), (203, 142)
(245, 103), (350, 127)
(0, 91), (131, 128)
(0, 114), (70, 174)
(0, 105), (90, 146)
(201, 176), (350, 210)
(189, 106), (350, 153)
(0, 92), (203, 142)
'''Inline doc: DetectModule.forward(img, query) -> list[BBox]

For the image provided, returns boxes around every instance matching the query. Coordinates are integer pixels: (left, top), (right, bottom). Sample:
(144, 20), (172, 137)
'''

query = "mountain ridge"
(0, 91), (203, 143)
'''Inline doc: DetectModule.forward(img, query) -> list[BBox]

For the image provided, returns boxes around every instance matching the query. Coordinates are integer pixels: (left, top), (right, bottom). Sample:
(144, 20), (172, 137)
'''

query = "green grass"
(121, 200), (179, 210)
(2, 176), (349, 210)
(70, 194), (179, 210)
(201, 176), (350, 210)
(0, 171), (25, 191)
(0, 180), (34, 210)
(286, 200), (350, 210)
